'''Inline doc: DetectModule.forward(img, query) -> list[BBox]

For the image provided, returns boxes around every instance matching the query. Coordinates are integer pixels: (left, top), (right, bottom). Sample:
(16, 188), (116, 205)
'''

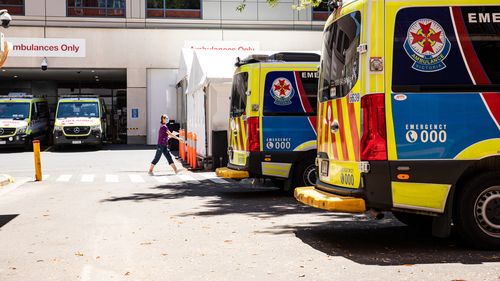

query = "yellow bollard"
(33, 140), (42, 181)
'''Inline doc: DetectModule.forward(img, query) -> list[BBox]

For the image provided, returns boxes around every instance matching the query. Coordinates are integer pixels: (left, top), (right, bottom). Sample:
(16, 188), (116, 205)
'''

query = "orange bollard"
(33, 140), (42, 181)
(179, 129), (185, 161)
(192, 133), (197, 169)
(187, 132), (192, 167)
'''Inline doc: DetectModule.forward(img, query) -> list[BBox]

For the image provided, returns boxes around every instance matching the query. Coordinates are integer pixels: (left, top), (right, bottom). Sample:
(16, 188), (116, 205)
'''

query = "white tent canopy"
(185, 50), (253, 159)
(176, 48), (194, 92)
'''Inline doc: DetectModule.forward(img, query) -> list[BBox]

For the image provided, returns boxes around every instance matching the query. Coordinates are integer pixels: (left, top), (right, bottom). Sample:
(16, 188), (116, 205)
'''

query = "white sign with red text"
(184, 41), (260, 52)
(9, 38), (86, 58)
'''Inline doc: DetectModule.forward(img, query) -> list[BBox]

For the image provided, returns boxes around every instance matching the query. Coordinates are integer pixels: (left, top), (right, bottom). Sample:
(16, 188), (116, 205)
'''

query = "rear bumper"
(294, 186), (366, 213)
(215, 167), (250, 179)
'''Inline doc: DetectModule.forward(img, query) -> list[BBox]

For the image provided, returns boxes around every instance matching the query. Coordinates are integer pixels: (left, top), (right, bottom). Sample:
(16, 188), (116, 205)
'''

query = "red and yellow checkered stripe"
(317, 96), (360, 161)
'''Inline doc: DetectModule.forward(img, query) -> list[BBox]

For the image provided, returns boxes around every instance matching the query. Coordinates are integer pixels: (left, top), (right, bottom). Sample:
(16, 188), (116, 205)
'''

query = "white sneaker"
(148, 171), (154, 176)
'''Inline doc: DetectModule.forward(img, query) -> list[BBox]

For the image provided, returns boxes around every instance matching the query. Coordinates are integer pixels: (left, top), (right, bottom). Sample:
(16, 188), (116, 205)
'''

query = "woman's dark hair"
(161, 114), (168, 124)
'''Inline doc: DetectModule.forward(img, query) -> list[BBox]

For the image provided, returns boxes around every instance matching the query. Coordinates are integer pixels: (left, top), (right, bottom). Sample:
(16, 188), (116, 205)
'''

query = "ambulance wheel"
(293, 158), (317, 188)
(392, 211), (432, 230)
(454, 172), (500, 249)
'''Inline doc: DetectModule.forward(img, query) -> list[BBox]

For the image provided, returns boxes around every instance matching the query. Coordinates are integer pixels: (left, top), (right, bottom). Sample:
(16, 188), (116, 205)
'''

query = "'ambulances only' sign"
(9, 38), (86, 58)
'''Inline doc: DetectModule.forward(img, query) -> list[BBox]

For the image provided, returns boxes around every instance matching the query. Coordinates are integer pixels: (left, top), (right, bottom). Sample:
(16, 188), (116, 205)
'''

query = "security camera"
(41, 57), (48, 71)
(0, 10), (12, 28)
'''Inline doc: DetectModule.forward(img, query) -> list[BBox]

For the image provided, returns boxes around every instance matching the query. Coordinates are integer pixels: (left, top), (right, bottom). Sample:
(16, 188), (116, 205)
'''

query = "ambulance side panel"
(385, 3), (500, 213)
(259, 65), (318, 178)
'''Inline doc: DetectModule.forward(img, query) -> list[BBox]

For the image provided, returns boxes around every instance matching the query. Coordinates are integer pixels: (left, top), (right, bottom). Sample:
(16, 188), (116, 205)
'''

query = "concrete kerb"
(0, 174), (15, 187)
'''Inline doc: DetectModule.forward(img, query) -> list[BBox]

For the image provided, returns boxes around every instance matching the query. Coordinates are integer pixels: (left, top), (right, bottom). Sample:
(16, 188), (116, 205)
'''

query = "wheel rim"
(302, 164), (316, 186)
(474, 185), (500, 238)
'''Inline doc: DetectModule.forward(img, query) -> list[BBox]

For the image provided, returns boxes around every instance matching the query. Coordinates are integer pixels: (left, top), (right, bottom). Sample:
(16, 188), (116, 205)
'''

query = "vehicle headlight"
(91, 125), (102, 132)
(54, 125), (62, 131)
(16, 126), (28, 135)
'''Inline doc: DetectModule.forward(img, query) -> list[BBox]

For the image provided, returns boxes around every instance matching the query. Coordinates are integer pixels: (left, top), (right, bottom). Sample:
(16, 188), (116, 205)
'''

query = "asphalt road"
(0, 145), (499, 281)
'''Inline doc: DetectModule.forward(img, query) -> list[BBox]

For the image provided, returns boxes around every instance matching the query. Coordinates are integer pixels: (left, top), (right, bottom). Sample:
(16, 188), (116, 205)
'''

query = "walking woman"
(148, 114), (181, 175)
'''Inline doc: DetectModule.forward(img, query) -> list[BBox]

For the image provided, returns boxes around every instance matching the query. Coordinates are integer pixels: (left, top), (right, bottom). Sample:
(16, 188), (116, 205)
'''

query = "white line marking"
(81, 174), (95, 183)
(56, 174), (72, 182)
(105, 174), (119, 183)
(177, 175), (200, 184)
(208, 177), (229, 184)
(154, 176), (171, 183)
(198, 172), (229, 184)
(129, 174), (145, 183)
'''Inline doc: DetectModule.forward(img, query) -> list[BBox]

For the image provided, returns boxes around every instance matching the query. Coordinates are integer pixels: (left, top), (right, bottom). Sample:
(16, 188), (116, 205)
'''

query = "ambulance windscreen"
(57, 102), (99, 118)
(0, 102), (30, 120)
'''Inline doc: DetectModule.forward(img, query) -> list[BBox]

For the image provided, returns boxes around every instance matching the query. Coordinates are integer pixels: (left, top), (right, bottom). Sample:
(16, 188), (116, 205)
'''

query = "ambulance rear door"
(228, 67), (252, 168)
(317, 6), (365, 190)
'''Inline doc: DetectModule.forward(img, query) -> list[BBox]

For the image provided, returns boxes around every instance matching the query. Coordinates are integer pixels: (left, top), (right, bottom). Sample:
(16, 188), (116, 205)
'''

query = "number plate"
(0, 140), (5, 145)
(321, 160), (329, 176)
(72, 140), (82, 144)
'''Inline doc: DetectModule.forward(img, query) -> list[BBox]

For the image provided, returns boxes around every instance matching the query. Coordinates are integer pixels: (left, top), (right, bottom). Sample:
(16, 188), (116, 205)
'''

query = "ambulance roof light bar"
(235, 52), (320, 67)
(0, 93), (34, 100)
(59, 94), (99, 100)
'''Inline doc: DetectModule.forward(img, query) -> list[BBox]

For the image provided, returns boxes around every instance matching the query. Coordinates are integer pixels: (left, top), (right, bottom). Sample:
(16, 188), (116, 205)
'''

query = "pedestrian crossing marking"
(197, 172), (229, 184)
(153, 176), (171, 183)
(177, 174), (200, 184)
(30, 172), (230, 185)
(81, 174), (94, 182)
(129, 174), (145, 183)
(105, 174), (119, 183)
(56, 174), (72, 182)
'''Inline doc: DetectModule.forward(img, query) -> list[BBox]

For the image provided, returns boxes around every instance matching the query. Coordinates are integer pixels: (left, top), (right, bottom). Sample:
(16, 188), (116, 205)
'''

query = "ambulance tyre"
(454, 172), (500, 249)
(293, 158), (317, 189)
(392, 211), (432, 231)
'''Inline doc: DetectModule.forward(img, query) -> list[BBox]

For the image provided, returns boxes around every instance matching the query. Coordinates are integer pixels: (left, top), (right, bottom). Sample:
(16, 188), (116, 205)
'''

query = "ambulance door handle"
(331, 121), (339, 133)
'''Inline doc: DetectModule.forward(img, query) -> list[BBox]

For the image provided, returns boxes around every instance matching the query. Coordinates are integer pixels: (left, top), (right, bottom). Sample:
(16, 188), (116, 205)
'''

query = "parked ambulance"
(294, 0), (500, 249)
(217, 52), (320, 192)
(0, 93), (50, 148)
(53, 96), (107, 148)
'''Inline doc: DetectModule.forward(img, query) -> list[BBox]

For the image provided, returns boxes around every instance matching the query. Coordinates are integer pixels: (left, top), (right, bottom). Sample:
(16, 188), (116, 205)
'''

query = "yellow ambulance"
(217, 52), (320, 191)
(294, 0), (500, 248)
(0, 93), (50, 148)
(53, 96), (107, 149)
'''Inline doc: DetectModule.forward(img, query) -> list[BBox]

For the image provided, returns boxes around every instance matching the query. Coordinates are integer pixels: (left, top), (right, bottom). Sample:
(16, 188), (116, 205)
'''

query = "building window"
(0, 0), (24, 16)
(146, 0), (201, 19)
(67, 0), (126, 17)
(312, 2), (332, 21)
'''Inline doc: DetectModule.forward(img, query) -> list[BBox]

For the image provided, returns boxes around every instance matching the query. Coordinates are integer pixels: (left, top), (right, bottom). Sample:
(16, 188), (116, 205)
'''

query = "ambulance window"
(230, 72), (248, 117)
(31, 103), (37, 119)
(392, 6), (500, 92)
(319, 11), (361, 101)
(263, 71), (318, 116)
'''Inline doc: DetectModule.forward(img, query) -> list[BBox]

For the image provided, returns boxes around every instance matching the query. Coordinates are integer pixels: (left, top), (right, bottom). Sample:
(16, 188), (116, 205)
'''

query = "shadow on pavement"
(286, 218), (500, 266)
(0, 214), (19, 228)
(102, 179), (325, 218)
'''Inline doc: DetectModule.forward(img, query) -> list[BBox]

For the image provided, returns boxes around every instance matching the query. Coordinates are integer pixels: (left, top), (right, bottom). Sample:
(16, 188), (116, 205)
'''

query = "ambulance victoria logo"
(270, 78), (294, 106)
(404, 18), (451, 72)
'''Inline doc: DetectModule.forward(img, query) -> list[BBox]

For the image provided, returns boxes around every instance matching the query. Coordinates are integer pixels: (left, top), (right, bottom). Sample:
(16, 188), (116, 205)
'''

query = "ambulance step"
(215, 167), (249, 179)
(294, 186), (366, 213)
